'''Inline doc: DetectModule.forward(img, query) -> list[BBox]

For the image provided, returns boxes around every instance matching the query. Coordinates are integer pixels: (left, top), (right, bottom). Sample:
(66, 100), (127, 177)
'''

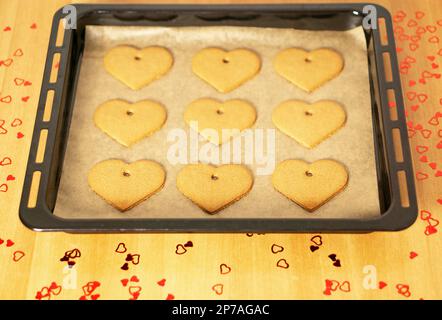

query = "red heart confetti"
(121, 279), (129, 287)
(271, 244), (284, 254)
(379, 281), (388, 289)
(14, 78), (24, 86)
(220, 264), (232, 275)
(212, 284), (224, 295)
(13, 251), (25, 262)
(17, 132), (24, 139)
(415, 11), (425, 19)
(6, 175), (15, 181)
(416, 145), (429, 154)
(157, 279), (166, 287)
(13, 49), (23, 57)
(175, 244), (187, 255)
(11, 118), (22, 127)
(115, 242), (127, 253)
(0, 184), (8, 193)
(0, 157), (12, 166)
(0, 58), (13, 67)
(0, 95), (12, 103)
(409, 251), (418, 259)
(276, 259), (289, 269)
(166, 293), (175, 300)
(21, 96), (30, 102)
(429, 36), (440, 43)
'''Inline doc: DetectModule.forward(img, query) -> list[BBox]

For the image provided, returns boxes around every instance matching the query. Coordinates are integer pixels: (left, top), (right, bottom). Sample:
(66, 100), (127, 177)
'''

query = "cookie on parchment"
(272, 100), (346, 148)
(104, 46), (173, 90)
(88, 159), (166, 212)
(274, 48), (344, 92)
(192, 48), (261, 93)
(272, 159), (348, 212)
(94, 99), (167, 147)
(184, 98), (257, 145)
(176, 164), (254, 214)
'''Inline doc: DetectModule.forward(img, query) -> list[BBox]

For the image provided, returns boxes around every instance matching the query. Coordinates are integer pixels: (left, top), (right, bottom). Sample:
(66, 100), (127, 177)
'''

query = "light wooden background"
(0, 0), (441, 300)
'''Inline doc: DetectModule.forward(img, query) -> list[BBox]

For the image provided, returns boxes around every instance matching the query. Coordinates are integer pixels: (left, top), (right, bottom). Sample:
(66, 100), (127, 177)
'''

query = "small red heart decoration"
(183, 241), (193, 248)
(0, 184), (8, 193)
(130, 275), (139, 283)
(166, 293), (175, 300)
(6, 239), (14, 247)
(379, 281), (387, 289)
(212, 284), (224, 295)
(271, 244), (284, 254)
(14, 78), (24, 86)
(220, 264), (232, 275)
(13, 49), (23, 57)
(121, 279), (129, 287)
(415, 11), (425, 19)
(3, 26), (11, 32)
(0, 95), (12, 103)
(17, 132), (24, 139)
(416, 145), (429, 154)
(409, 251), (418, 259)
(0, 157), (12, 166)
(429, 162), (437, 170)
(276, 259), (289, 269)
(6, 175), (15, 181)
(11, 118), (22, 127)
(157, 279), (166, 287)
(21, 96), (29, 102)
(419, 155), (428, 162)
(339, 281), (351, 292)
(91, 294), (100, 300)
(9, 251), (23, 263)
(175, 244), (187, 255)
(115, 242), (127, 253)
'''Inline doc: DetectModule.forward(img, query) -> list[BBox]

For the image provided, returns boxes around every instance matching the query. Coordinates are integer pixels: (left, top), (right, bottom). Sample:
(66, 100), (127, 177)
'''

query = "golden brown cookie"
(176, 164), (253, 214)
(184, 98), (257, 145)
(274, 48), (344, 92)
(94, 99), (167, 147)
(88, 160), (166, 212)
(272, 159), (348, 212)
(272, 100), (346, 148)
(104, 46), (173, 90)
(192, 48), (261, 93)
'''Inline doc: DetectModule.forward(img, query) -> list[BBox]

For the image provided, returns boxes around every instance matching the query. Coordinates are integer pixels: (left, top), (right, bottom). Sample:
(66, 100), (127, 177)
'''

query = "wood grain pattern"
(0, 0), (441, 300)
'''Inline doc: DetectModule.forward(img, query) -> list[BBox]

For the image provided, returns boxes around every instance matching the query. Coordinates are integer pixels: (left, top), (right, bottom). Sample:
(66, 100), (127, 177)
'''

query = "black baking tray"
(19, 3), (417, 233)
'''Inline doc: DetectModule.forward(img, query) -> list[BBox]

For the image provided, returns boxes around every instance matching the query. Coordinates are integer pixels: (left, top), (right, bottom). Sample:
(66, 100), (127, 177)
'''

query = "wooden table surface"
(0, 0), (441, 300)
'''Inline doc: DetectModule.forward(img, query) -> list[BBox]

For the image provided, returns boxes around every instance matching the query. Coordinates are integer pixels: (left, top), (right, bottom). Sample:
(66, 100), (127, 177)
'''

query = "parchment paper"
(54, 25), (380, 219)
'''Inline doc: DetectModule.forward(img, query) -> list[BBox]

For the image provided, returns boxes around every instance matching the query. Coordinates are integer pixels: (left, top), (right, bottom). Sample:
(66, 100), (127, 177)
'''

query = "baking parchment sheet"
(53, 25), (380, 219)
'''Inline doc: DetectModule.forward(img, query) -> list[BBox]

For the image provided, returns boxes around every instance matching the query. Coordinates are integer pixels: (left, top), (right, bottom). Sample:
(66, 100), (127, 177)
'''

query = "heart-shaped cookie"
(272, 100), (346, 148)
(94, 99), (167, 147)
(192, 48), (261, 93)
(88, 160), (166, 211)
(104, 46), (173, 90)
(176, 164), (253, 214)
(272, 159), (348, 212)
(274, 48), (344, 92)
(184, 98), (257, 145)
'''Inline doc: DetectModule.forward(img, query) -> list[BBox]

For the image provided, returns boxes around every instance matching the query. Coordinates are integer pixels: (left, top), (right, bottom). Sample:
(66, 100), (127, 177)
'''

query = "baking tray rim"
(19, 3), (418, 233)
